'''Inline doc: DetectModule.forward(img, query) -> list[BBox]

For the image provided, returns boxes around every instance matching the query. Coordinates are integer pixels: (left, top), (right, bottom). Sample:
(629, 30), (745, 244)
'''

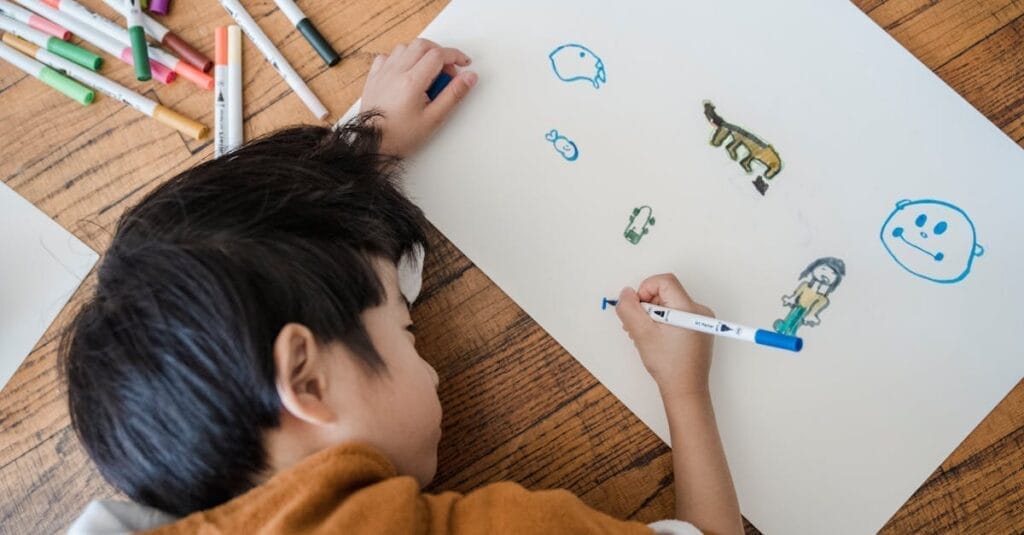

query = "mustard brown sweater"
(145, 443), (657, 535)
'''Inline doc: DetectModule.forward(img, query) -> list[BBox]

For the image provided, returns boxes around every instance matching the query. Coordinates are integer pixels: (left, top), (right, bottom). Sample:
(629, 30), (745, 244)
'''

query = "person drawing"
(773, 257), (846, 336)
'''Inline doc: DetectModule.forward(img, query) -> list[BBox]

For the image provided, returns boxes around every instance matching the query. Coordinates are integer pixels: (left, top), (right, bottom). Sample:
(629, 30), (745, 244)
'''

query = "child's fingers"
(615, 287), (655, 338)
(392, 38), (443, 71)
(369, 54), (387, 76)
(409, 47), (472, 91)
(637, 273), (694, 310)
(424, 71), (477, 125)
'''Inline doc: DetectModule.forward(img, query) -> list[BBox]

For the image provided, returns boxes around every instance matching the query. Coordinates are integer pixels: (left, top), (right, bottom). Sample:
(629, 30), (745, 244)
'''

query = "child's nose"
(920, 231), (928, 238)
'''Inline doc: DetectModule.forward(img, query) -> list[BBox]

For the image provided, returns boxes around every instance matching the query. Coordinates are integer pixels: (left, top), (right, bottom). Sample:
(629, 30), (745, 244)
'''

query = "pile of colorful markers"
(0, 0), (341, 147)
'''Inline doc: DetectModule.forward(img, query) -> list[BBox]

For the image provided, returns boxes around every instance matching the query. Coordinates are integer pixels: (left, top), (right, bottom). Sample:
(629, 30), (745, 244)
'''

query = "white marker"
(0, 0), (68, 40)
(601, 298), (803, 352)
(124, 0), (150, 81)
(3, 33), (208, 139)
(213, 26), (228, 156)
(13, 0), (177, 83)
(226, 24), (242, 150)
(100, 0), (212, 72)
(217, 0), (327, 120)
(17, 0), (212, 88)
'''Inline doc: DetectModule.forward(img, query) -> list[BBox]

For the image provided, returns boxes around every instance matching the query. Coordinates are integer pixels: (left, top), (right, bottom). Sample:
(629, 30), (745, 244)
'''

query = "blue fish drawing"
(545, 129), (579, 161)
(549, 44), (606, 89)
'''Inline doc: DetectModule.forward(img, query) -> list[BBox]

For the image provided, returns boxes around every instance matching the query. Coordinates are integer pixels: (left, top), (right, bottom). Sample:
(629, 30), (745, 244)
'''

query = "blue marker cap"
(426, 71), (453, 101)
(754, 329), (803, 352)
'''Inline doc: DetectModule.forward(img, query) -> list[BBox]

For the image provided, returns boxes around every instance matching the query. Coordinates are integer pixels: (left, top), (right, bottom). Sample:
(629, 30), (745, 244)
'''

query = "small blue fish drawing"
(546, 129), (579, 161)
(549, 43), (606, 89)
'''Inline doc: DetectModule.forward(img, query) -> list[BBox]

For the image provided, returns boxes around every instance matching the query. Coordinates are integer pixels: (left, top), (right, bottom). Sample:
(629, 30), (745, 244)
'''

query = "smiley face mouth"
(893, 228), (944, 261)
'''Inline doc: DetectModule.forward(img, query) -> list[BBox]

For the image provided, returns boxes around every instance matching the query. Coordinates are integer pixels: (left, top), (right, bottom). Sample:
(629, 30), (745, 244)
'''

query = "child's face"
(352, 259), (443, 485)
(266, 259), (442, 486)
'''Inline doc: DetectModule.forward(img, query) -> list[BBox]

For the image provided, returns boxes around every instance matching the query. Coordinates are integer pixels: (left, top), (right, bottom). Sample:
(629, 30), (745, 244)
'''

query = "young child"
(64, 39), (743, 535)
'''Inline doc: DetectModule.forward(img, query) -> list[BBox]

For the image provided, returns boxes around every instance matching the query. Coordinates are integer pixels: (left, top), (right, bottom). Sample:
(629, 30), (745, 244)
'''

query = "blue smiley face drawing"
(549, 44), (606, 89)
(880, 199), (984, 284)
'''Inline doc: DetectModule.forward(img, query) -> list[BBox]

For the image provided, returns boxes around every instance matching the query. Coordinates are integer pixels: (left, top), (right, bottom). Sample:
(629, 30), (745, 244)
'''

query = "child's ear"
(273, 323), (336, 425)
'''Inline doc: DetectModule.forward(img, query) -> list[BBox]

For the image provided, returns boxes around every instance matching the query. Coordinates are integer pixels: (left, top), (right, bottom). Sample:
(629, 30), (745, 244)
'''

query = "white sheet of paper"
(0, 182), (97, 391)
(348, 1), (1024, 532)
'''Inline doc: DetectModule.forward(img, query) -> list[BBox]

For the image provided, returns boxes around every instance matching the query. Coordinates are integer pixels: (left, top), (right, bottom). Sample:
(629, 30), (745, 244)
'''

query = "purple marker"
(148, 0), (168, 15)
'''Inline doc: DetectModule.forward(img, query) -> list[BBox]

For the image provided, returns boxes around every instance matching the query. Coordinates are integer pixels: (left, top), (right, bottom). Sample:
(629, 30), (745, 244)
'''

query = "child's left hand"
(361, 39), (477, 157)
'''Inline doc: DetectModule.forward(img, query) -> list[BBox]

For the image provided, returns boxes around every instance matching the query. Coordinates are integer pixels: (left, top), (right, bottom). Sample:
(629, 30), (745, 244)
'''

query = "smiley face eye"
(934, 221), (948, 235)
(915, 214), (927, 227)
(579, 51), (585, 58)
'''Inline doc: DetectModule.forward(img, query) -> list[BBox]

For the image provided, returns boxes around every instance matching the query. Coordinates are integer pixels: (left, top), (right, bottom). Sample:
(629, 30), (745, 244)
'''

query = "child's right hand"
(360, 38), (477, 157)
(615, 274), (715, 398)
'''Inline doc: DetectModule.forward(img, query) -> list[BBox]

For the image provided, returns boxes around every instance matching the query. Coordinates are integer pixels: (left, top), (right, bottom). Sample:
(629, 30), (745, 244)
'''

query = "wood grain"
(1, 1), (1021, 533)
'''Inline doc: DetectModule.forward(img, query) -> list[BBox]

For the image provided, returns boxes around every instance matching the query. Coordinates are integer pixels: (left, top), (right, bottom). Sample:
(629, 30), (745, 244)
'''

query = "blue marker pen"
(601, 298), (802, 353)
(426, 71), (452, 101)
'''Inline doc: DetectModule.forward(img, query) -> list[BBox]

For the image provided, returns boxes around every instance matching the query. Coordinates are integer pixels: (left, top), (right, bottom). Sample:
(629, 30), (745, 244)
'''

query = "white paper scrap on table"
(345, 1), (1024, 532)
(0, 181), (97, 392)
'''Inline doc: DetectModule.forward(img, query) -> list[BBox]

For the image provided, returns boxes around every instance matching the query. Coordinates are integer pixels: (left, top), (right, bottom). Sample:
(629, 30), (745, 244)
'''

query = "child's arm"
(616, 274), (743, 535)
(359, 38), (477, 157)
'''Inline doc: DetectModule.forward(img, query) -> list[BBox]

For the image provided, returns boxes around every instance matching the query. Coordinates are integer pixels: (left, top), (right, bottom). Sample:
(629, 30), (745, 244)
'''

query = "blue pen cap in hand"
(754, 330), (803, 352)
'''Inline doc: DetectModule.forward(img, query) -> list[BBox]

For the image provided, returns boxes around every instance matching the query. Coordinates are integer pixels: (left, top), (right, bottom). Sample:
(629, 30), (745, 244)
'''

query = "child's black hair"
(59, 115), (427, 517)
(799, 257), (846, 295)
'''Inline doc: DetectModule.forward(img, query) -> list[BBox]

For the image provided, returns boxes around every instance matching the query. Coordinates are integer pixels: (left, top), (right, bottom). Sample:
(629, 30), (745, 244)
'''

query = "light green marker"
(124, 0), (150, 80)
(0, 14), (102, 70)
(0, 39), (93, 105)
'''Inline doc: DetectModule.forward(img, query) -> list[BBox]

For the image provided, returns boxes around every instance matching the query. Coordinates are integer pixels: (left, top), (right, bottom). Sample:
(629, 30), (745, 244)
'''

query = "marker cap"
(153, 104), (208, 139)
(426, 71), (452, 101)
(38, 65), (94, 105)
(175, 60), (214, 90)
(148, 0), (169, 15)
(150, 58), (176, 83)
(296, 18), (339, 66)
(48, 38), (102, 70)
(119, 48), (176, 83)
(28, 15), (70, 41)
(754, 329), (803, 352)
(214, 26), (227, 66)
(128, 27), (151, 81)
(164, 32), (212, 72)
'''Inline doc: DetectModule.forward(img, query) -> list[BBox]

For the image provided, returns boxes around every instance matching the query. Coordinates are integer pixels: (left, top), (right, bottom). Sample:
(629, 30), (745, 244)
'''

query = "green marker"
(0, 14), (103, 70)
(125, 0), (150, 80)
(0, 39), (94, 105)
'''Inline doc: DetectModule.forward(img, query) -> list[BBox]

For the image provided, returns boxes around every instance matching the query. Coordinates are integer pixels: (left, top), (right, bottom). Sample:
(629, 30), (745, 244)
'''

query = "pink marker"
(15, 0), (177, 83)
(29, 0), (211, 89)
(0, 0), (70, 40)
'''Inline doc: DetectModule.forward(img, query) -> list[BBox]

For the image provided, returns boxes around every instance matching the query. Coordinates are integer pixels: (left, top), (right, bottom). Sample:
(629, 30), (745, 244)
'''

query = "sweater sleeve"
(423, 481), (654, 534)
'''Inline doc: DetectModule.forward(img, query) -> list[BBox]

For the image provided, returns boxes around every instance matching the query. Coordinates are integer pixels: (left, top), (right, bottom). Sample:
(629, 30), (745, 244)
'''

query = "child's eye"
(405, 324), (417, 335)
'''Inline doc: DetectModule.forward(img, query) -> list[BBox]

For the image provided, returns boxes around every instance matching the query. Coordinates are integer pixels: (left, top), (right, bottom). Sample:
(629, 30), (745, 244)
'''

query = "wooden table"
(1, 1), (1021, 533)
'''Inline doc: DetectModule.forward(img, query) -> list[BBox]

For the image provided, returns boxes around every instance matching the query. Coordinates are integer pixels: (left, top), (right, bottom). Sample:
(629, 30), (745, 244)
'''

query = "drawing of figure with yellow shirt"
(773, 257), (846, 336)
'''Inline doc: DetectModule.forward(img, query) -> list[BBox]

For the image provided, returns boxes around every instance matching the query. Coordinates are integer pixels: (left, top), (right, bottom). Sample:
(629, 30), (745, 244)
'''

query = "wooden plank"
(0, 1), (1021, 534)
